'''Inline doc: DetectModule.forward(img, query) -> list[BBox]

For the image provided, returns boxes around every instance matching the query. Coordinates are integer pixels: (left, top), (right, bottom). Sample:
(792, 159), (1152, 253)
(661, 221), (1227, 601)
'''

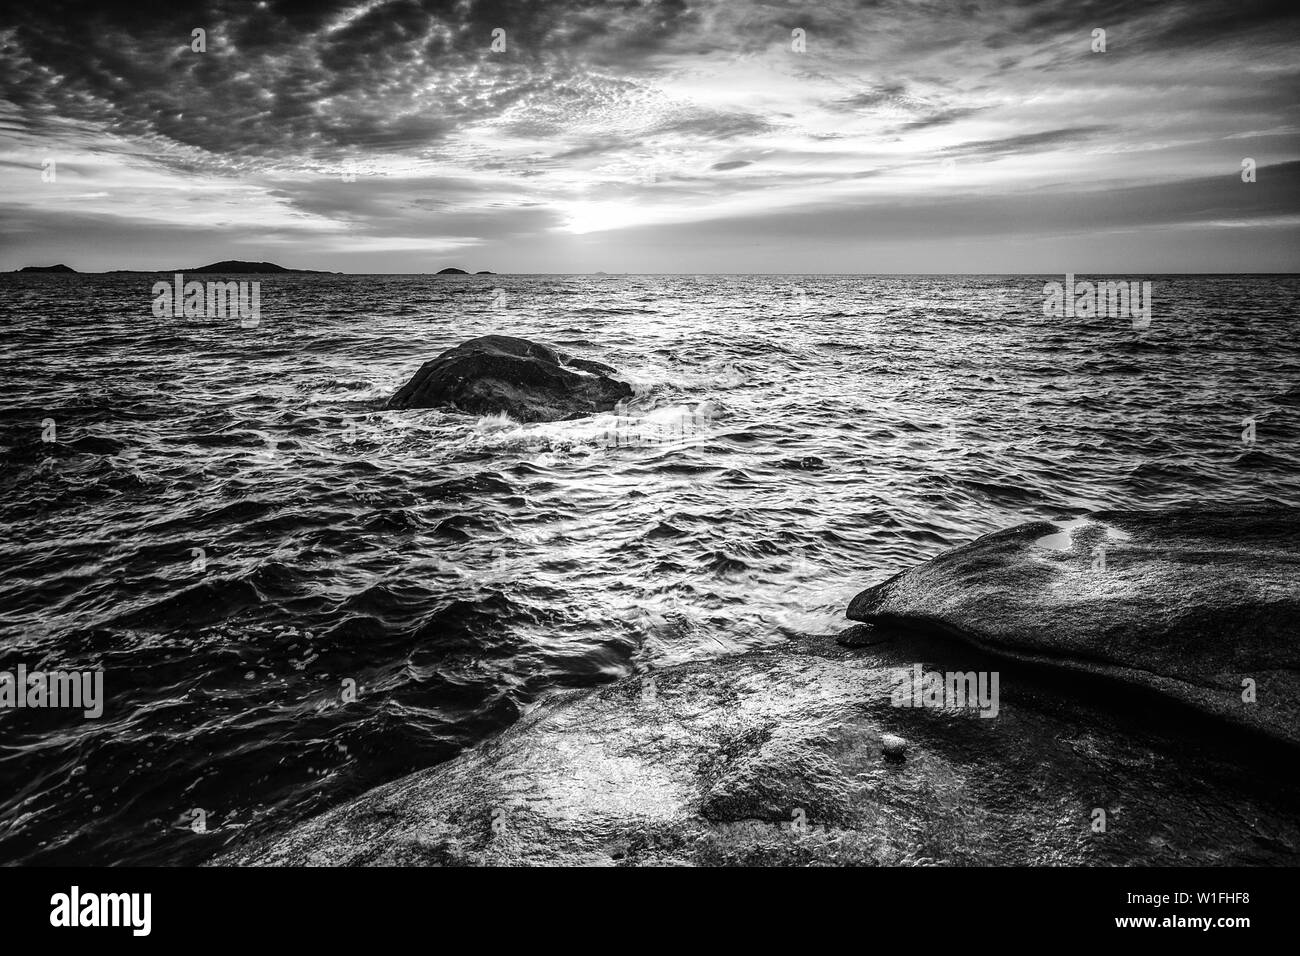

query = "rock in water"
(386, 334), (633, 422)
(216, 635), (1300, 866)
(847, 506), (1300, 747)
(880, 733), (908, 759)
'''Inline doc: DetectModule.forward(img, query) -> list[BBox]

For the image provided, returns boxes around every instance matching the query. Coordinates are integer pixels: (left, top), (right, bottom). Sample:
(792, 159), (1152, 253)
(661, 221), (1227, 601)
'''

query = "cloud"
(943, 126), (1113, 157)
(899, 107), (988, 131)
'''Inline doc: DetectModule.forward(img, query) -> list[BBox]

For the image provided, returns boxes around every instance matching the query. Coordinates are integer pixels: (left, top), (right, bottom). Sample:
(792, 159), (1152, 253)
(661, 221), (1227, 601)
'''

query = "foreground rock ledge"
(218, 631), (1300, 866)
(848, 505), (1300, 748)
(386, 334), (632, 422)
(217, 505), (1300, 866)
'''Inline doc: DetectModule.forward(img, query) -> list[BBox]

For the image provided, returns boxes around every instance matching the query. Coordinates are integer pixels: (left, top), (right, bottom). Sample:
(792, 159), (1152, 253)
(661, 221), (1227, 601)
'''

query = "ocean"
(1, 273), (1297, 865)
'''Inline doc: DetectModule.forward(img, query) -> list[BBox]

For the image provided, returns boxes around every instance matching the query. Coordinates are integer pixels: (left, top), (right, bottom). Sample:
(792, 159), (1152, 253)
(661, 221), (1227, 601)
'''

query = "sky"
(1, 0), (1298, 273)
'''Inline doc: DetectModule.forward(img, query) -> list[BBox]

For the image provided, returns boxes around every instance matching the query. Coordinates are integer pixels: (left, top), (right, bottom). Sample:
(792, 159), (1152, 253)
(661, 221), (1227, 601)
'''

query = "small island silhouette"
(14, 261), (500, 275)
(14, 260), (332, 274)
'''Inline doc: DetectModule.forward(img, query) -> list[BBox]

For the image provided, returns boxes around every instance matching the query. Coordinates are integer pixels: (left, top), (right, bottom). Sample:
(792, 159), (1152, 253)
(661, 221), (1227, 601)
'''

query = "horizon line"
(9, 268), (1300, 277)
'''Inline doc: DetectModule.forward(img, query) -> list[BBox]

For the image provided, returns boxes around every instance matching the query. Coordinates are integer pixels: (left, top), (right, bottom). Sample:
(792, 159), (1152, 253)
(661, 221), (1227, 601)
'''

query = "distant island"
(13, 261), (503, 275)
(172, 260), (331, 274)
(12, 260), (334, 274)
(110, 260), (334, 274)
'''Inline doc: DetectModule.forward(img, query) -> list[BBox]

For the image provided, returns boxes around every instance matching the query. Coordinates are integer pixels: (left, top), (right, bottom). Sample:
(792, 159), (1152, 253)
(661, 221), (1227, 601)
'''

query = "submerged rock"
(847, 505), (1300, 747)
(217, 630), (1300, 866)
(880, 733), (908, 759)
(776, 456), (826, 471)
(387, 334), (633, 422)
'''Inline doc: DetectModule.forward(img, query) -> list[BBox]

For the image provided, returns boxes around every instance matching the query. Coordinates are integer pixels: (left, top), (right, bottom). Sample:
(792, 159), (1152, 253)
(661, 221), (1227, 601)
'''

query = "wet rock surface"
(847, 505), (1300, 747)
(386, 334), (633, 422)
(219, 627), (1300, 866)
(216, 506), (1300, 866)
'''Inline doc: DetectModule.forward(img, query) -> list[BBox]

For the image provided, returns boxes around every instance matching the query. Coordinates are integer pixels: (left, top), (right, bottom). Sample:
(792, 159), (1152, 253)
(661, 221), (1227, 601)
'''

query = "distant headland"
(12, 261), (499, 275)
(162, 260), (333, 274)
(18, 264), (77, 273)
(13, 260), (333, 274)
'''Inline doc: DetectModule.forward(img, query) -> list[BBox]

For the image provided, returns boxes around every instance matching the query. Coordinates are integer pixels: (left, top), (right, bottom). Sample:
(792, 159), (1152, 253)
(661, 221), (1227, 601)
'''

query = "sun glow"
(560, 200), (648, 235)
